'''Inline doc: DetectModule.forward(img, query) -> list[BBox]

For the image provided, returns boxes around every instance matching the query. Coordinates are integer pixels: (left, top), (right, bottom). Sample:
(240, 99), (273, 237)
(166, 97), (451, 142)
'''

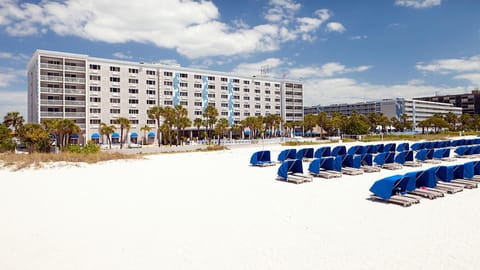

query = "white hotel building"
(28, 50), (303, 144)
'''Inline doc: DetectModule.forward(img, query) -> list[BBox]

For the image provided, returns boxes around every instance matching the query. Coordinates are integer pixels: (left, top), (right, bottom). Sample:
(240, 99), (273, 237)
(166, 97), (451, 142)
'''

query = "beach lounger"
(403, 150), (422, 167)
(369, 175), (421, 207)
(308, 157), (342, 178)
(296, 147), (314, 162)
(360, 153), (381, 173)
(249, 150), (276, 167)
(435, 166), (466, 193)
(277, 159), (313, 184)
(341, 154), (363, 175)
(277, 148), (297, 163)
(314, 146), (331, 158)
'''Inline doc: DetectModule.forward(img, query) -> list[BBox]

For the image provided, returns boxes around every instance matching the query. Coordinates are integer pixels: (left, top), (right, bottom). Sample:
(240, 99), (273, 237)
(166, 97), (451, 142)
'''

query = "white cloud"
(302, 77), (467, 106)
(325, 22), (346, 33)
(232, 58), (283, 77)
(0, 68), (25, 88)
(287, 62), (371, 79)
(112, 52), (132, 60)
(349, 35), (368, 40)
(0, 51), (29, 61)
(0, 0), (344, 59)
(454, 73), (480, 86)
(416, 55), (480, 74)
(395, 0), (442, 9)
(0, 90), (27, 120)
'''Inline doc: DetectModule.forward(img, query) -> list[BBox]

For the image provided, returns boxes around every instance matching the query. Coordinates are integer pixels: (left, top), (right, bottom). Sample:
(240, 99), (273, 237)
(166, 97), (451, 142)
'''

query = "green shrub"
(66, 141), (100, 154)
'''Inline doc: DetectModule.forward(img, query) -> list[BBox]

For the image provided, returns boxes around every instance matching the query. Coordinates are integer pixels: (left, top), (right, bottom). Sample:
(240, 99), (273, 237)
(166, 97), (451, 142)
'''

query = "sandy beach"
(1, 141), (480, 270)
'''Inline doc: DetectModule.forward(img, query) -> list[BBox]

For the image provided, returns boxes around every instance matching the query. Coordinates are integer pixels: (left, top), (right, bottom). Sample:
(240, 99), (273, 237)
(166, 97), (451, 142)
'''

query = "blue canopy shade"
(71, 133), (79, 139)
(148, 131), (155, 138)
(250, 150), (273, 166)
(343, 154), (361, 169)
(277, 148), (297, 162)
(277, 159), (303, 180)
(369, 175), (406, 200)
(130, 132), (138, 138)
(296, 148), (314, 160)
(111, 132), (120, 139)
(331, 145), (346, 156)
(244, 130), (251, 136)
(275, 129), (281, 135)
(91, 133), (100, 139)
(314, 146), (331, 158)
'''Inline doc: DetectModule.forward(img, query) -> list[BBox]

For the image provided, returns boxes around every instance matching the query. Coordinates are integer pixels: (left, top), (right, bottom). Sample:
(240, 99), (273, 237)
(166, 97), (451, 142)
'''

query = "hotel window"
(243, 96), (250, 100)
(221, 77), (228, 82)
(129, 78), (138, 84)
(221, 86), (227, 90)
(164, 81), (173, 86)
(89, 64), (100, 70)
(129, 119), (139, 125)
(110, 87), (120, 93)
(90, 97), (101, 102)
(265, 97), (271, 102)
(275, 98), (280, 102)
(164, 91), (173, 95)
(234, 112), (240, 116)
(265, 82), (271, 86)
(233, 104), (240, 108)
(128, 68), (139, 74)
(110, 98), (120, 103)
(208, 76), (215, 81)
(244, 88), (250, 92)
(208, 85), (215, 90)
(110, 77), (120, 82)
(194, 102), (202, 106)
(147, 100), (156, 105)
(194, 93), (202, 97)
(146, 70), (156, 75)
(129, 99), (139, 104)
(179, 73), (188, 78)
(255, 112), (261, 116)
(221, 94), (228, 99)
(265, 90), (270, 94)
(255, 105), (261, 109)
(90, 119), (101, 124)
(146, 80), (156, 85)
(164, 100), (173, 105)
(233, 87), (239, 92)
(164, 71), (172, 77)
(146, 90), (155, 95)
(274, 83), (280, 87)
(275, 106), (281, 110)
(243, 80), (250, 84)
(110, 119), (117, 124)
(147, 119), (156, 124)
(194, 74), (202, 79)
(110, 108), (120, 114)
(129, 109), (139, 114)
(90, 108), (101, 113)
(208, 102), (215, 107)
(90, 86), (100, 91)
(129, 88), (139, 94)
(244, 112), (250, 116)
(254, 81), (260, 85)
(254, 97), (261, 101)
(194, 83), (202, 88)
(233, 95), (239, 100)
(180, 82), (188, 87)
(110, 66), (120, 72)
(180, 101), (188, 106)
(208, 93), (215, 98)
(221, 112), (228, 116)
(243, 104), (250, 108)
(221, 103), (228, 108)
(180, 92), (188, 96)
(255, 89), (261, 94)
(233, 79), (239, 83)
(90, 75), (100, 81)
(265, 105), (271, 109)
(195, 111), (202, 116)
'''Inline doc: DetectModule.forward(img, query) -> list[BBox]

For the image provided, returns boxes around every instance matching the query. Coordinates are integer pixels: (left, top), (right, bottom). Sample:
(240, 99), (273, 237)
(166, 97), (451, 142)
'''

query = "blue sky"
(1, 0), (480, 119)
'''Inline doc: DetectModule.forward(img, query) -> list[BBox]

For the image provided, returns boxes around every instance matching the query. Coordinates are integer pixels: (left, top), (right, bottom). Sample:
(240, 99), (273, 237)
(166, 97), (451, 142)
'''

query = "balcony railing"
(65, 100), (86, 106)
(40, 87), (62, 94)
(64, 77), (85, 83)
(64, 66), (86, 72)
(64, 89), (85, 95)
(65, 112), (86, 118)
(40, 99), (63, 105)
(40, 112), (63, 117)
(40, 63), (63, 70)
(40, 75), (63, 82)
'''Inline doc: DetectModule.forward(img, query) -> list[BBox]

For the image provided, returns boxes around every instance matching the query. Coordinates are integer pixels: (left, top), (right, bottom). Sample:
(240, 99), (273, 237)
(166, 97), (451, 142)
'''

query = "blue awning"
(130, 132), (138, 138)
(71, 133), (79, 139)
(148, 131), (155, 138)
(91, 133), (100, 139)
(244, 130), (250, 136)
(111, 132), (120, 139)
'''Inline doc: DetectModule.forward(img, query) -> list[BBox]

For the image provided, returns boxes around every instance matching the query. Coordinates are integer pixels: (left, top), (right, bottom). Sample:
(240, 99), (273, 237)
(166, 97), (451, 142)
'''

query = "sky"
(1, 0), (480, 119)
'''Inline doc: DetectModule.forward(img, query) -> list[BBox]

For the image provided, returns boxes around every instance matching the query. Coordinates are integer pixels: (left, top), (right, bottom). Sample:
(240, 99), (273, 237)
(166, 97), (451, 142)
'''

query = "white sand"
(1, 142), (480, 270)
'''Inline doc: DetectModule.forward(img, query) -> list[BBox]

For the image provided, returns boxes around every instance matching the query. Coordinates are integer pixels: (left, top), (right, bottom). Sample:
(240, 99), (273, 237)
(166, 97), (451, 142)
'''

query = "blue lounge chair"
(369, 175), (420, 206)
(396, 142), (409, 152)
(360, 153), (380, 172)
(410, 142), (424, 151)
(308, 157), (342, 178)
(314, 146), (331, 158)
(341, 154), (363, 175)
(435, 166), (466, 192)
(277, 159), (312, 184)
(403, 170), (444, 199)
(331, 145), (346, 156)
(296, 147), (314, 162)
(250, 150), (276, 167)
(277, 148), (297, 162)
(404, 150), (422, 167)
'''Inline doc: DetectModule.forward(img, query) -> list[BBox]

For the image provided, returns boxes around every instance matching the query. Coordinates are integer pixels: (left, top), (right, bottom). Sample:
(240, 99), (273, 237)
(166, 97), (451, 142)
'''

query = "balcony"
(65, 77), (85, 84)
(64, 89), (86, 95)
(40, 75), (63, 82)
(40, 87), (62, 94)
(40, 63), (62, 70)
(65, 100), (86, 106)
(40, 112), (63, 117)
(65, 112), (86, 118)
(40, 99), (63, 105)
(64, 66), (86, 72)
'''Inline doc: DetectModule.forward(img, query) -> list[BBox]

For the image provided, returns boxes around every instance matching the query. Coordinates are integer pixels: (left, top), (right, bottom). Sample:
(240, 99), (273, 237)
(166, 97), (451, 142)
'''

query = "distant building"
(414, 90), (480, 115)
(304, 98), (462, 130)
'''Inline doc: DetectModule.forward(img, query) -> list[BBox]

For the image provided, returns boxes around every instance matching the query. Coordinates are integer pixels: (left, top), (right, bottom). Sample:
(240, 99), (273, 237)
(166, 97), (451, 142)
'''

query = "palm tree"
(193, 117), (203, 140)
(100, 122), (116, 149)
(318, 111), (329, 138)
(203, 105), (218, 142)
(140, 124), (151, 145)
(115, 117), (131, 149)
(3, 111), (24, 133)
(179, 117), (192, 143)
(215, 118), (229, 144)
(303, 113), (317, 136)
(41, 118), (61, 147)
(62, 119), (81, 147)
(17, 122), (50, 153)
(148, 106), (164, 147)
(160, 106), (176, 146)
(173, 105), (188, 146)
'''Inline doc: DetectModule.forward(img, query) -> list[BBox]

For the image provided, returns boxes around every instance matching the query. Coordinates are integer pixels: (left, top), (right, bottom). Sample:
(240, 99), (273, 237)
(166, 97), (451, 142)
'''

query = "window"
(129, 78), (138, 84)
(254, 81), (260, 86)
(244, 88), (250, 92)
(221, 94), (228, 99)
(255, 97), (261, 101)
(110, 87), (120, 93)
(208, 85), (215, 90)
(110, 119), (117, 124)
(221, 111), (228, 116)
(233, 95), (240, 100)
(194, 83), (202, 88)
(129, 109), (139, 114)
(90, 97), (101, 102)
(221, 103), (228, 107)
(265, 105), (271, 109)
(243, 104), (250, 108)
(255, 104), (261, 109)
(179, 73), (188, 78)
(164, 81), (173, 86)
(275, 106), (281, 110)
(233, 79), (239, 83)
(89, 64), (100, 70)
(255, 89), (261, 94)
(221, 86), (227, 90)
(110, 108), (120, 114)
(194, 102), (202, 106)
(265, 97), (271, 102)
(234, 112), (240, 116)
(265, 82), (271, 86)
(90, 86), (100, 91)
(274, 83), (280, 87)
(128, 68), (139, 74)
(180, 101), (188, 106)
(244, 112), (250, 116)
(243, 96), (250, 100)
(194, 74), (202, 79)
(164, 100), (173, 105)
(221, 77), (228, 82)
(110, 98), (120, 103)
(275, 98), (281, 102)
(146, 80), (156, 85)
(194, 93), (202, 97)
(147, 119), (156, 124)
(233, 87), (239, 92)
(129, 88), (139, 94)
(233, 103), (240, 108)
(88, 119), (100, 125)
(110, 77), (120, 82)
(265, 90), (271, 94)
(147, 100), (156, 105)
(130, 119), (139, 125)
(208, 93), (215, 98)
(164, 71), (172, 77)
(195, 111), (202, 116)
(110, 66), (120, 72)
(180, 82), (188, 87)
(164, 91), (173, 95)
(146, 70), (156, 75)
(146, 90), (155, 95)
(208, 76), (215, 81)
(90, 108), (101, 113)
(129, 99), (139, 104)
(90, 75), (100, 81)
(180, 92), (188, 96)
(243, 80), (250, 84)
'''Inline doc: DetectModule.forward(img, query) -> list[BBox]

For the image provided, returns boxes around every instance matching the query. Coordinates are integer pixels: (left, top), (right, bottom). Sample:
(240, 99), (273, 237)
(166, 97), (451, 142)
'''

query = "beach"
(1, 142), (480, 269)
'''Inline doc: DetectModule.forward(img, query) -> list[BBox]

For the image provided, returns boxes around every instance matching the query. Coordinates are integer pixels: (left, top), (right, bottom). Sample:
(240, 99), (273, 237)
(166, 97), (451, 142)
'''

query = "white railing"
(64, 66), (86, 72)
(40, 112), (63, 117)
(64, 77), (85, 83)
(65, 100), (86, 106)
(64, 89), (85, 95)
(40, 99), (63, 105)
(40, 63), (62, 70)
(65, 112), (86, 118)
(40, 87), (62, 94)
(40, 75), (63, 82)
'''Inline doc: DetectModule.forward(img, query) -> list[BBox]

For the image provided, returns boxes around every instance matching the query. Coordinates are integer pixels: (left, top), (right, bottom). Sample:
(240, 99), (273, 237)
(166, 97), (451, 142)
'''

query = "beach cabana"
(383, 143), (396, 153)
(341, 154), (363, 175)
(296, 147), (314, 162)
(435, 166), (468, 192)
(314, 146), (331, 158)
(369, 175), (420, 206)
(277, 148), (297, 162)
(277, 159), (313, 184)
(308, 157), (342, 178)
(396, 143), (409, 152)
(403, 171), (444, 199)
(331, 145), (347, 156)
(361, 153), (381, 172)
(249, 150), (275, 167)
(410, 142), (424, 151)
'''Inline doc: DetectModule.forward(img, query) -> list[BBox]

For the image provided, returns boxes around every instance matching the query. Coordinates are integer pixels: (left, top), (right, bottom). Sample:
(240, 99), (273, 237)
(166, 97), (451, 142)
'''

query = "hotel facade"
(28, 50), (303, 144)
